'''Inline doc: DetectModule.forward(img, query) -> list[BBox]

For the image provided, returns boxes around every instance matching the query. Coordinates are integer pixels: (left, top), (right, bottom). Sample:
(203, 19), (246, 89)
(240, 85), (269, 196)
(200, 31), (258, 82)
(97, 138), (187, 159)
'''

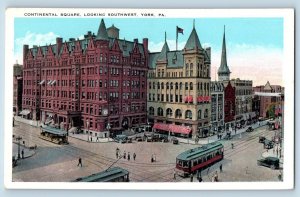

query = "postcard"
(4, 8), (294, 190)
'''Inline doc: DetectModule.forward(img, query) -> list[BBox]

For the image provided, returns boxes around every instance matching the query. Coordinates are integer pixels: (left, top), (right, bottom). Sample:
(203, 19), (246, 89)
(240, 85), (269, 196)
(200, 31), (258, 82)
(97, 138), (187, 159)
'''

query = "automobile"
(146, 136), (153, 142)
(246, 127), (254, 132)
(152, 134), (160, 142)
(136, 136), (144, 142)
(114, 135), (128, 143)
(257, 157), (280, 169)
(259, 136), (266, 143)
(126, 138), (132, 143)
(264, 139), (274, 149)
(172, 137), (179, 145)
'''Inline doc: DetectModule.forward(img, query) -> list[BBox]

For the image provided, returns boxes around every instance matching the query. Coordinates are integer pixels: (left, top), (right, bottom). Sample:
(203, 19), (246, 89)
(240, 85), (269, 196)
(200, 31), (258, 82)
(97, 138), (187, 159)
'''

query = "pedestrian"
(133, 153), (136, 161)
(116, 151), (119, 159)
(173, 169), (177, 180)
(190, 173), (194, 182)
(214, 171), (219, 182)
(77, 157), (82, 167)
(219, 164), (223, 172)
(90, 136), (93, 142)
(231, 143), (234, 149)
(96, 137), (99, 142)
(151, 155), (154, 163)
(198, 175), (203, 182)
(34, 144), (37, 150)
(123, 151), (126, 159)
(21, 149), (24, 159)
(127, 152), (130, 161)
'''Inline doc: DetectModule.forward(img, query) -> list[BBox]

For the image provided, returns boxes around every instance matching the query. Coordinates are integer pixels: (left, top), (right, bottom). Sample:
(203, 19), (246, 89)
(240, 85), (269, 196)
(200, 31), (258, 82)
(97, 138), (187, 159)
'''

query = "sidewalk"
(177, 120), (269, 145)
(261, 143), (284, 164)
(12, 143), (36, 159)
(68, 133), (114, 143)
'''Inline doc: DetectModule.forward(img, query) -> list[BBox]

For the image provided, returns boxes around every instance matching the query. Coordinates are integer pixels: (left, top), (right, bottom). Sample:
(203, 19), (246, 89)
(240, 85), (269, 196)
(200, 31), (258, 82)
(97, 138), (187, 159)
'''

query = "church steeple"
(218, 26), (231, 81)
(96, 19), (109, 40)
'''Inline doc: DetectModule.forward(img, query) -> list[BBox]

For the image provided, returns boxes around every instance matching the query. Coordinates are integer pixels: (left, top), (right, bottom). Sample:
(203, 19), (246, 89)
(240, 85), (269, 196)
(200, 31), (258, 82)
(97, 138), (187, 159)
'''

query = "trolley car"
(175, 142), (224, 177)
(73, 167), (129, 182)
(40, 126), (68, 145)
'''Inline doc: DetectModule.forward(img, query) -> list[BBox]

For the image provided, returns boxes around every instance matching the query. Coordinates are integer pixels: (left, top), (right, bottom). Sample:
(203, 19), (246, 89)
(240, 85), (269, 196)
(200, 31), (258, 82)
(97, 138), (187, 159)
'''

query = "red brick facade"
(22, 19), (148, 137)
(224, 81), (235, 123)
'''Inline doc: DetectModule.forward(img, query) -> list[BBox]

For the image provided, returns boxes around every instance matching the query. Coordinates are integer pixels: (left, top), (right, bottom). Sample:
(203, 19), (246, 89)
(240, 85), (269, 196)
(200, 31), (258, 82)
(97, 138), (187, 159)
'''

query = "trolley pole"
(16, 136), (22, 159)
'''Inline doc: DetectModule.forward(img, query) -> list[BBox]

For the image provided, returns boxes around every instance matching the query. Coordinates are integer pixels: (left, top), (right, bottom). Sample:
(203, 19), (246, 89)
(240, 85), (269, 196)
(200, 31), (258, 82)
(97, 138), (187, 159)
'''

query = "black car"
(257, 157), (280, 169)
(246, 127), (254, 132)
(264, 139), (274, 149)
(172, 137), (179, 145)
(259, 136), (266, 143)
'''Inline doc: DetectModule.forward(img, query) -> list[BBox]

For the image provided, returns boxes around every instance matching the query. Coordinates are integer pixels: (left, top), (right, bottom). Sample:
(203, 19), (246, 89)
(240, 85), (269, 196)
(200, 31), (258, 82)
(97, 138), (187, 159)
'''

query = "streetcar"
(73, 167), (129, 182)
(175, 142), (224, 177)
(40, 126), (68, 145)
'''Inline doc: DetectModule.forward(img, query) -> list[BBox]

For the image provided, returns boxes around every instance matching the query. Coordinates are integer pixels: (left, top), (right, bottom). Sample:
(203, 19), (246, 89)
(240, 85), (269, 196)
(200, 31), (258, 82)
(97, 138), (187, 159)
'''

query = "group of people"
(116, 148), (136, 161)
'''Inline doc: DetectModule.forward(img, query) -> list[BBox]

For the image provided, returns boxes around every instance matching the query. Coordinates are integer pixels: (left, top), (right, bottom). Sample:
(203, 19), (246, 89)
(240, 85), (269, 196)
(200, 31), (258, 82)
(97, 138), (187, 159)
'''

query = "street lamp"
(106, 123), (111, 141)
(16, 136), (22, 159)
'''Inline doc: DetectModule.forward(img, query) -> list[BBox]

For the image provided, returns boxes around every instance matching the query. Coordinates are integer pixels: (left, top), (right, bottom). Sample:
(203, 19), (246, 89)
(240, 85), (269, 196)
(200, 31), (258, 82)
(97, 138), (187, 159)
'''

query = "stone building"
(22, 19), (149, 137)
(13, 63), (23, 116)
(147, 24), (211, 138)
(210, 81), (224, 133)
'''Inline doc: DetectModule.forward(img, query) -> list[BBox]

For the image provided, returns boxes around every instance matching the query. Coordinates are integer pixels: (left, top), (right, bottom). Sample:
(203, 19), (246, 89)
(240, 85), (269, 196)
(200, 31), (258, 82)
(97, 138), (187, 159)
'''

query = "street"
(12, 120), (282, 182)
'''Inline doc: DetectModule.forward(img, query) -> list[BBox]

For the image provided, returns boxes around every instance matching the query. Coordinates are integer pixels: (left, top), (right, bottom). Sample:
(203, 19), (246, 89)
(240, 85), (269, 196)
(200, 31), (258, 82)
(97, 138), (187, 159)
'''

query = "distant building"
(253, 81), (284, 118)
(147, 24), (212, 138)
(22, 19), (149, 137)
(210, 81), (224, 133)
(13, 63), (23, 116)
(224, 81), (235, 128)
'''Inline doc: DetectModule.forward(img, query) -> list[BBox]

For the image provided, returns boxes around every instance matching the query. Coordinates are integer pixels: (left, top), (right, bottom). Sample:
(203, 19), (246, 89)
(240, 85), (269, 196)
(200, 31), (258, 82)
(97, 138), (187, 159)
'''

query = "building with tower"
(147, 22), (212, 138)
(21, 19), (149, 137)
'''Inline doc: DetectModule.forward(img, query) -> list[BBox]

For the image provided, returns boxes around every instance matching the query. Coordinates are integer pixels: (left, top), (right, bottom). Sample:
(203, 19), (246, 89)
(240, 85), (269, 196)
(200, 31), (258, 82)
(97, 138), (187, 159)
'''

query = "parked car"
(264, 139), (274, 149)
(114, 135), (128, 143)
(259, 136), (266, 143)
(246, 127), (254, 132)
(146, 136), (153, 142)
(257, 157), (280, 169)
(172, 137), (179, 145)
(136, 136), (144, 142)
(126, 138), (132, 143)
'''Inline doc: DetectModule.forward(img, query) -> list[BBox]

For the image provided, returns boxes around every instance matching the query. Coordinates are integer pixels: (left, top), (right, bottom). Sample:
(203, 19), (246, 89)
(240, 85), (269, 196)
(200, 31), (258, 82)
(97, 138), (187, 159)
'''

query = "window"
(149, 107), (154, 115)
(175, 109), (182, 118)
(190, 82), (193, 90)
(166, 108), (173, 117)
(185, 82), (188, 90)
(198, 110), (202, 119)
(161, 82), (164, 89)
(175, 83), (178, 90)
(204, 109), (208, 118)
(185, 110), (192, 119)
(157, 107), (164, 116)
(166, 82), (169, 89)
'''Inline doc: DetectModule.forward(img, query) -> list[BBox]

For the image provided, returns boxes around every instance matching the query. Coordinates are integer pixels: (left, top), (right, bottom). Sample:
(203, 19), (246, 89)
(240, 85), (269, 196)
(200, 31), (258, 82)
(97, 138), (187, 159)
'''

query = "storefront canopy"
(19, 109), (31, 115)
(153, 123), (191, 135)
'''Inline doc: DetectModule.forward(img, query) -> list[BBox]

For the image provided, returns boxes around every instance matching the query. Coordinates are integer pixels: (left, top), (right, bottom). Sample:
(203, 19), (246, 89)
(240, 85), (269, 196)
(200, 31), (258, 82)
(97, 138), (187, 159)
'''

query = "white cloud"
(14, 31), (60, 64)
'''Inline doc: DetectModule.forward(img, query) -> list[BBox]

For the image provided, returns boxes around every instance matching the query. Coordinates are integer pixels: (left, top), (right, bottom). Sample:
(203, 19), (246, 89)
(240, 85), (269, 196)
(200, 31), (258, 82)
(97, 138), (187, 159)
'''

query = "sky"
(14, 17), (283, 86)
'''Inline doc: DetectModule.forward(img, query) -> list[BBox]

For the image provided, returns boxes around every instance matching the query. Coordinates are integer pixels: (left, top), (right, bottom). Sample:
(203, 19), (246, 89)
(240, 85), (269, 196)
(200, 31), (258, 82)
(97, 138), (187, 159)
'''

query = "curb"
(68, 135), (113, 144)
(12, 142), (36, 159)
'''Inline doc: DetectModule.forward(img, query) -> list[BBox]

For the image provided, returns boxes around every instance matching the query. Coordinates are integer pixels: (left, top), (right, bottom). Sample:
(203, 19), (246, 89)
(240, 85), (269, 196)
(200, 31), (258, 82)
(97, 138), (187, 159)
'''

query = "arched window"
(157, 82), (160, 89)
(200, 82), (203, 90)
(149, 107), (154, 115)
(190, 63), (193, 76)
(166, 82), (169, 89)
(153, 82), (155, 89)
(179, 82), (183, 90)
(175, 109), (182, 118)
(170, 82), (173, 90)
(190, 82), (193, 90)
(197, 63), (200, 77)
(157, 107), (164, 116)
(185, 82), (188, 90)
(161, 82), (164, 89)
(185, 63), (189, 77)
(197, 82), (200, 90)
(166, 108), (173, 117)
(198, 110), (202, 119)
(175, 82), (178, 90)
(204, 109), (208, 118)
(185, 110), (192, 119)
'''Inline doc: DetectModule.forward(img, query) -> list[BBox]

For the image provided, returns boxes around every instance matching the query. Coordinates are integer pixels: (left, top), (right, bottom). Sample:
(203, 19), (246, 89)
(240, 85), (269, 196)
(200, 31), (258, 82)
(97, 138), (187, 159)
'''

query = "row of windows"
(148, 107), (209, 119)
(149, 82), (210, 92)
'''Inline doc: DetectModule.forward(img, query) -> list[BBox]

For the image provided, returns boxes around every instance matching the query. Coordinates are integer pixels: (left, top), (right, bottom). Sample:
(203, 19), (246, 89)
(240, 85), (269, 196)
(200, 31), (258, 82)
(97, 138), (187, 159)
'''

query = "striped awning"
(19, 109), (31, 115)
(153, 123), (191, 135)
(184, 96), (193, 103)
(197, 96), (211, 102)
(39, 80), (45, 85)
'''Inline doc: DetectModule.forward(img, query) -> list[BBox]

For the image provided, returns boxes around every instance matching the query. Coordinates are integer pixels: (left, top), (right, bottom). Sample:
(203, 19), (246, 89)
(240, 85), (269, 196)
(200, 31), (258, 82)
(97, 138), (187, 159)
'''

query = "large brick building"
(147, 24), (212, 138)
(22, 19), (149, 137)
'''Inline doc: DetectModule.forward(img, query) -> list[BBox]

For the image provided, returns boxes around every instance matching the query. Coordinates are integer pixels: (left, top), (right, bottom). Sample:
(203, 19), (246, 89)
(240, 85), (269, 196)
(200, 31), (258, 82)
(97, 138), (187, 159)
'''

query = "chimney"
(143, 38), (148, 52)
(56, 37), (63, 55)
(23, 45), (29, 61)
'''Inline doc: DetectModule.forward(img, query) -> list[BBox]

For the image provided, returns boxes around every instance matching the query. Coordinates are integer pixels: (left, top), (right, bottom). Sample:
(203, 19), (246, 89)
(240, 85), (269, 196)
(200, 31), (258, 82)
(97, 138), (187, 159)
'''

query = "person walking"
(96, 137), (99, 142)
(173, 169), (177, 180)
(219, 164), (223, 172)
(190, 173), (194, 182)
(123, 151), (126, 159)
(151, 154), (154, 163)
(133, 153), (136, 161)
(77, 157), (82, 167)
(127, 152), (130, 161)
(231, 143), (234, 149)
(21, 149), (24, 159)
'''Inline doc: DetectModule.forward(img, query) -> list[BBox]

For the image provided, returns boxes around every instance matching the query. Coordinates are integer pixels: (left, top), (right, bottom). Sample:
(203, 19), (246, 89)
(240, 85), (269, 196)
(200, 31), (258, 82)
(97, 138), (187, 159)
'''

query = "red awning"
(197, 96), (203, 103)
(153, 123), (191, 135)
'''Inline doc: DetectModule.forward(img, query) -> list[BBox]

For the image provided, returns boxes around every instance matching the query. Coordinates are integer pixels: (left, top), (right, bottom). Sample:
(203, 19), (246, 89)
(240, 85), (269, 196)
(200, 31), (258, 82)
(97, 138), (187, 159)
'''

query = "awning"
(47, 80), (52, 85)
(197, 96), (211, 103)
(19, 109), (31, 115)
(153, 123), (191, 135)
(184, 96), (193, 103)
(51, 80), (56, 85)
(39, 80), (45, 85)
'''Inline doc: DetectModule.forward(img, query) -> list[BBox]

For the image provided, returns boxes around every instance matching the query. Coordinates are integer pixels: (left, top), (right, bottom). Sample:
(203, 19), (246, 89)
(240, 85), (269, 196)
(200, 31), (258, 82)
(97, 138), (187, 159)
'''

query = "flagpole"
(176, 26), (178, 51)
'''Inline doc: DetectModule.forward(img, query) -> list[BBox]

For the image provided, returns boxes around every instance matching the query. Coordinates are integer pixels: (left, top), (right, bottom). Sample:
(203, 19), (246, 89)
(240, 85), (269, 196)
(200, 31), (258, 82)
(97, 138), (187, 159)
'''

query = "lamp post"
(16, 136), (22, 159)
(106, 123), (111, 141)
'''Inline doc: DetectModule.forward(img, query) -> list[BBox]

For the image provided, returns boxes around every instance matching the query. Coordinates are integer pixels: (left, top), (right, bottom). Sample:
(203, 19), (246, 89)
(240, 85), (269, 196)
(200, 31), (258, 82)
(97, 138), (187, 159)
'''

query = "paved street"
(12, 120), (283, 182)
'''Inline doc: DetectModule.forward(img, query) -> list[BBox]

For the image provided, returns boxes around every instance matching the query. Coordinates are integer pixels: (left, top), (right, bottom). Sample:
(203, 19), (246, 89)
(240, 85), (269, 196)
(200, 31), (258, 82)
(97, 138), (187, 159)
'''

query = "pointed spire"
(96, 19), (109, 40)
(165, 31), (167, 43)
(218, 25), (231, 81)
(184, 21), (202, 50)
(158, 31), (170, 61)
